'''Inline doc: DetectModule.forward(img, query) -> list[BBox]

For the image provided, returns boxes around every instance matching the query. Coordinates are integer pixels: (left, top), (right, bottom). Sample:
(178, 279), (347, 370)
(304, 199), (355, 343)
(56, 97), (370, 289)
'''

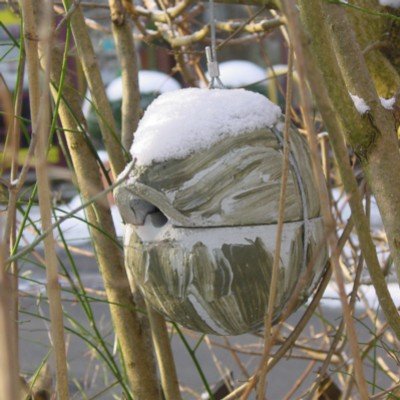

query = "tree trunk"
(38, 28), (161, 400)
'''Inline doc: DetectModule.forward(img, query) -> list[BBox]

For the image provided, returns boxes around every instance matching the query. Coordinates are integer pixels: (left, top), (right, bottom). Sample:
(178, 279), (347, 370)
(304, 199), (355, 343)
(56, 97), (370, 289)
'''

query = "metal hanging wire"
(206, 0), (224, 89)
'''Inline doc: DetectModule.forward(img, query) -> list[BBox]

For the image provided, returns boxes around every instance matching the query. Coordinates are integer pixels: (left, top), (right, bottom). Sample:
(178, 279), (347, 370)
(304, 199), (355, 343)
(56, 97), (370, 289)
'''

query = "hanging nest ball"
(115, 88), (327, 336)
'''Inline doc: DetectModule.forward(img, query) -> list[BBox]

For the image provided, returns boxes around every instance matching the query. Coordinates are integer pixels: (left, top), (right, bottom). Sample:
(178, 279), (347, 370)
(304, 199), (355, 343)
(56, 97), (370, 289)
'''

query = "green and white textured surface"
(115, 88), (327, 335)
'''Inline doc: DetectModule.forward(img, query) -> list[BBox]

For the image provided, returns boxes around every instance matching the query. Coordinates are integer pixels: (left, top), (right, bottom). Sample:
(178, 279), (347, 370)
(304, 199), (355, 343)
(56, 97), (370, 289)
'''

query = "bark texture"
(350, 0), (400, 97)
(41, 36), (161, 400)
(295, 0), (400, 339)
(298, 0), (400, 287)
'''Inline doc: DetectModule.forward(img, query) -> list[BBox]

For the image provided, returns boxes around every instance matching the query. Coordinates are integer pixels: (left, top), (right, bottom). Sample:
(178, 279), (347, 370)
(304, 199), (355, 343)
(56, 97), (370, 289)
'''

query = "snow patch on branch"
(350, 93), (370, 114)
(350, 93), (396, 113)
(380, 96), (396, 110)
(379, 0), (400, 8)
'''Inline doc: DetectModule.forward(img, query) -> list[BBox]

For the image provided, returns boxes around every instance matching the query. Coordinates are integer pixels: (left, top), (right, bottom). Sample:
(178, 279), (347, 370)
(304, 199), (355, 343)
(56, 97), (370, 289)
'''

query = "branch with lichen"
(302, 0), (400, 299)
(291, 0), (400, 341)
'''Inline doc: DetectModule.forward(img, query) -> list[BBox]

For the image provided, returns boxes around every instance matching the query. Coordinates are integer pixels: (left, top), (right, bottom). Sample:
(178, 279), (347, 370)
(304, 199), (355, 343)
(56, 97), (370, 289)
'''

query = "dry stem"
(147, 307), (183, 400)
(21, 1), (70, 398)
(0, 235), (17, 399)
(254, 43), (294, 400)
(38, 25), (161, 399)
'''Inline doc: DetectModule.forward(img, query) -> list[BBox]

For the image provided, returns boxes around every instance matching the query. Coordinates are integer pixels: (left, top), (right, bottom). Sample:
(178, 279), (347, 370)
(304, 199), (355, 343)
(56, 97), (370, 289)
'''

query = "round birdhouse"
(115, 88), (327, 335)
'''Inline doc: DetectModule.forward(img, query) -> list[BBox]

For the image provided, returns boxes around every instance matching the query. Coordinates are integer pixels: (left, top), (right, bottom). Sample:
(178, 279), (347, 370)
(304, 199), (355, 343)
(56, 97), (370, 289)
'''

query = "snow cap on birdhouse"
(115, 88), (327, 335)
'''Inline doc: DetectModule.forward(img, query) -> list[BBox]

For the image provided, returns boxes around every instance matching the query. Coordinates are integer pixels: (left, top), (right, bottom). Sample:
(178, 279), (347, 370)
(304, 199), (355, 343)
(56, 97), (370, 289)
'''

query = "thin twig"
(109, 0), (140, 151)
(254, 42), (294, 400)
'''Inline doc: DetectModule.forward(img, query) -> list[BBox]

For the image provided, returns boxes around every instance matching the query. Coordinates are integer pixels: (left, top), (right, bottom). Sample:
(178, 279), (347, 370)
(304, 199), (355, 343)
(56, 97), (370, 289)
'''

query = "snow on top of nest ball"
(130, 88), (282, 166)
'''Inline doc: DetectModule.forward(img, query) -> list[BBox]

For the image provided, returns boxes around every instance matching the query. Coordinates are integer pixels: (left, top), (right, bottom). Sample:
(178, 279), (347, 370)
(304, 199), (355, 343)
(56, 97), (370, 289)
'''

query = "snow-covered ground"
(106, 70), (181, 101)
(211, 60), (289, 88)
(320, 281), (400, 311)
(82, 69), (181, 116)
(17, 194), (123, 248)
(331, 187), (383, 230)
